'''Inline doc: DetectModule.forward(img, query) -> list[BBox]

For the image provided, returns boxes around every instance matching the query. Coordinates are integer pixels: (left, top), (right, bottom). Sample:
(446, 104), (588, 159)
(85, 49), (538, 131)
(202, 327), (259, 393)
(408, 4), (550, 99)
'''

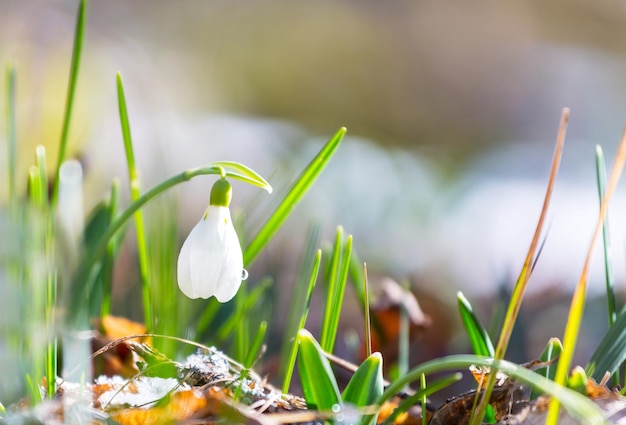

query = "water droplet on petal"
(241, 269), (249, 280)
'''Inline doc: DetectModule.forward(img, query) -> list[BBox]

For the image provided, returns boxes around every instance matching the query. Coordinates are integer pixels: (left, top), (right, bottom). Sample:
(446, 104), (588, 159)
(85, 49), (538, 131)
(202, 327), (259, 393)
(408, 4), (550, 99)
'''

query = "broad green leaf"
(586, 307), (626, 381)
(244, 127), (346, 265)
(343, 352), (383, 425)
(457, 292), (494, 357)
(343, 352), (384, 405)
(568, 366), (587, 395)
(297, 329), (341, 410)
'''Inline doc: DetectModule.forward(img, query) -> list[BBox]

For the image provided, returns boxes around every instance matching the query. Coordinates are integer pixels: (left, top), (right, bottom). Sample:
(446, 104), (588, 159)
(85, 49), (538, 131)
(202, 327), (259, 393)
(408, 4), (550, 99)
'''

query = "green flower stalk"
(177, 178), (245, 302)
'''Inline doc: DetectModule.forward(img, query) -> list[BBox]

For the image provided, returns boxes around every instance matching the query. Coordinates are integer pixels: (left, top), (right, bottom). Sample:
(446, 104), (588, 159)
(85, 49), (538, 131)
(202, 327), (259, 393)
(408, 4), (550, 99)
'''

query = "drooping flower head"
(177, 178), (244, 302)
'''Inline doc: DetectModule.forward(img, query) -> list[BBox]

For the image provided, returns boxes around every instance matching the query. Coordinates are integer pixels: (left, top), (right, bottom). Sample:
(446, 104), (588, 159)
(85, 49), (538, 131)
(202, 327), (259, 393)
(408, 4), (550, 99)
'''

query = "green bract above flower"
(177, 179), (244, 302)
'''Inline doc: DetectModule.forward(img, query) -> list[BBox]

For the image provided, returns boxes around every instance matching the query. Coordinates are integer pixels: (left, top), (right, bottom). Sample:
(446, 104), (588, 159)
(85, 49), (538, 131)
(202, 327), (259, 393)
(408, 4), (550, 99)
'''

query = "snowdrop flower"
(177, 178), (244, 302)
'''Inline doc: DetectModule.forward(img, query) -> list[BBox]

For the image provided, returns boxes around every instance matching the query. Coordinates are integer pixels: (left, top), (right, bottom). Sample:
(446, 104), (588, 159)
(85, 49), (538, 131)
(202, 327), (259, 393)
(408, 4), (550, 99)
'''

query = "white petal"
(213, 210), (244, 302)
(177, 206), (244, 302)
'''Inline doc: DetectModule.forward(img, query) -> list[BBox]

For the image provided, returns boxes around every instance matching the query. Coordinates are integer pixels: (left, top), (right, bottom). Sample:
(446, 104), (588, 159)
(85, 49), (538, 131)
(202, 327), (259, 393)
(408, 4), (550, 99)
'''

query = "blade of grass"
(547, 129), (626, 424)
(280, 223), (321, 381)
(377, 355), (608, 425)
(457, 291), (495, 357)
(51, 0), (87, 205)
(6, 64), (16, 204)
(244, 321), (267, 368)
(117, 73), (153, 330)
(282, 249), (321, 394)
(297, 329), (341, 410)
(100, 180), (120, 317)
(470, 108), (568, 425)
(586, 308), (626, 381)
(320, 230), (352, 353)
(595, 145), (617, 328)
(363, 263), (372, 358)
(243, 127), (346, 266)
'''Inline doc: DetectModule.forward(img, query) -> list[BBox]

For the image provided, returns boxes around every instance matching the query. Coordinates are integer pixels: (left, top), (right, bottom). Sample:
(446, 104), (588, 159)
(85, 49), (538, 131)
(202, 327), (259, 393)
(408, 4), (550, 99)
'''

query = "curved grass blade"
(381, 373), (462, 425)
(377, 354), (608, 425)
(297, 329), (341, 410)
(52, 0), (87, 205)
(547, 129), (626, 424)
(244, 321), (267, 368)
(244, 127), (346, 266)
(457, 292), (494, 357)
(471, 108), (568, 425)
(586, 308), (626, 381)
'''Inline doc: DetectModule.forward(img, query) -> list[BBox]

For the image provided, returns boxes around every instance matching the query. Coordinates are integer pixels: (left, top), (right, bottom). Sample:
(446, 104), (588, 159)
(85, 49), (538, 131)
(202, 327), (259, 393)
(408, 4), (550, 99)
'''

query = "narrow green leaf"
(457, 292), (495, 357)
(595, 145), (617, 328)
(52, 0), (87, 205)
(244, 127), (346, 266)
(244, 321), (267, 368)
(297, 329), (341, 410)
(322, 233), (352, 353)
(117, 72), (153, 330)
(586, 307), (626, 380)
(282, 248), (321, 394)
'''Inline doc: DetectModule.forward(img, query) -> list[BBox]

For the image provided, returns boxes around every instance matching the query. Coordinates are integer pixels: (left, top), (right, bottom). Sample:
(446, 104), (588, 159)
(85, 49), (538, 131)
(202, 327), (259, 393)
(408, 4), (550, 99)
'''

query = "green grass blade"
(6, 64), (17, 204)
(457, 292), (495, 357)
(595, 145), (617, 328)
(586, 307), (626, 381)
(243, 127), (346, 266)
(320, 229), (352, 353)
(117, 73), (153, 330)
(100, 180), (120, 317)
(377, 355), (608, 425)
(280, 223), (321, 382)
(244, 321), (267, 368)
(282, 249), (321, 394)
(297, 329), (341, 410)
(51, 0), (87, 205)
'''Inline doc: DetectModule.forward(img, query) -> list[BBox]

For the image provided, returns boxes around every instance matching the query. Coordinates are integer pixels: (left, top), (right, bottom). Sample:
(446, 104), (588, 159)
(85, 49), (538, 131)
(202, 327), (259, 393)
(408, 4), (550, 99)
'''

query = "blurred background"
(2, 0), (626, 390)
